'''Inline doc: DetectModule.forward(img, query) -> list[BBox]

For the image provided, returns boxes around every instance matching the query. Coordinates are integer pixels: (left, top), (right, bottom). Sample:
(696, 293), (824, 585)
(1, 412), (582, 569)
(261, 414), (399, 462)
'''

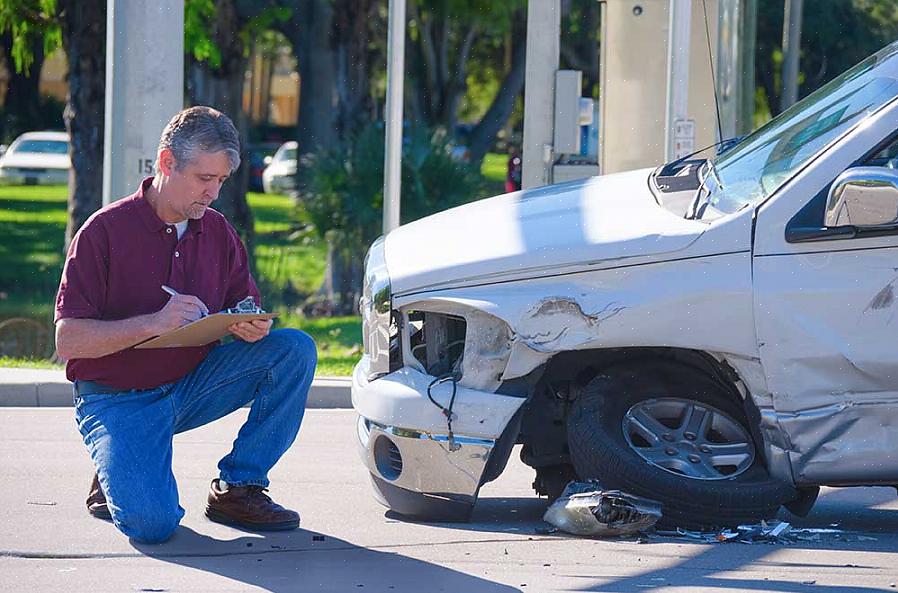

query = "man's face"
(159, 149), (232, 222)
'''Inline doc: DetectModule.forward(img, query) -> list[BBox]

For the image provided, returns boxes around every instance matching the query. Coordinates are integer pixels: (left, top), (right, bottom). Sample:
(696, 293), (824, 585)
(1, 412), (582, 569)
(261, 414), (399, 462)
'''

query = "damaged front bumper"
(352, 355), (526, 521)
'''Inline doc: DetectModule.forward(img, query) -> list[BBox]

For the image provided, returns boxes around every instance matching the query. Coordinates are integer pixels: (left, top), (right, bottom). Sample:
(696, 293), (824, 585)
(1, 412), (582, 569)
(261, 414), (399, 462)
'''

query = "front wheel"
(566, 361), (796, 530)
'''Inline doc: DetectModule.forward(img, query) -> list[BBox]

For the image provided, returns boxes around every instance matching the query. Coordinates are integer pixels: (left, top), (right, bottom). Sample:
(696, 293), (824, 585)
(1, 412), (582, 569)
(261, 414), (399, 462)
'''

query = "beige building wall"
(599, 0), (719, 174)
(0, 48), (68, 108)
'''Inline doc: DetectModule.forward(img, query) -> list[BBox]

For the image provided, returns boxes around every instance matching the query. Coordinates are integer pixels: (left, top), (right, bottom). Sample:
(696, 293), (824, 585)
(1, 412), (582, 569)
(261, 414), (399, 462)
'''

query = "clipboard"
(135, 312), (278, 349)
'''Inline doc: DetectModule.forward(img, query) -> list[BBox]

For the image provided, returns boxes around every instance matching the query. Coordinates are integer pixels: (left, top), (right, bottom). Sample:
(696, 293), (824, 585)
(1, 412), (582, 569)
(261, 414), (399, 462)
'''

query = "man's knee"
(117, 507), (181, 544)
(269, 328), (317, 368)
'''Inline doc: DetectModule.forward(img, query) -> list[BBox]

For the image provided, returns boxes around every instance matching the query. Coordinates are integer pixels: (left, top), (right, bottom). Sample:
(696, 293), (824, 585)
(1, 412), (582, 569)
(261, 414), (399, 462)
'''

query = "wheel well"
(516, 347), (752, 473)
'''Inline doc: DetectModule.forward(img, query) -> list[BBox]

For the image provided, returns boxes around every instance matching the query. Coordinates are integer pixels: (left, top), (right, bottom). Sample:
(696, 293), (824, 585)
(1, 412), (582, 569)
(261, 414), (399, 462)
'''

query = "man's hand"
(229, 319), (272, 343)
(153, 294), (209, 334)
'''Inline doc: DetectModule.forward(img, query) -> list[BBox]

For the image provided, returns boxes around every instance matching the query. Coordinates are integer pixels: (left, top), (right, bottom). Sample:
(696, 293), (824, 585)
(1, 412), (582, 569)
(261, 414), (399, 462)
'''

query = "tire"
(566, 360), (796, 530)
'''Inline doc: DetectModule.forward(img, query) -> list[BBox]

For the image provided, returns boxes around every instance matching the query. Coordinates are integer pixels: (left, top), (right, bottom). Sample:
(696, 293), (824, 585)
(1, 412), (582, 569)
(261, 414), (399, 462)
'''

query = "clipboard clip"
(225, 296), (265, 314)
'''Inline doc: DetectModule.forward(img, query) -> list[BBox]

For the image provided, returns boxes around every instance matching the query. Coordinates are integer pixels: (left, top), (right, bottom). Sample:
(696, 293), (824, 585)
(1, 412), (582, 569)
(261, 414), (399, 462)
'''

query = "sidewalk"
(0, 367), (352, 408)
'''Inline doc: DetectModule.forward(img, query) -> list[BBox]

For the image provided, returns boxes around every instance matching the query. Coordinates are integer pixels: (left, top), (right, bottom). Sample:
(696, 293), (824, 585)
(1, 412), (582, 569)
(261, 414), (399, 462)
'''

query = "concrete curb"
(0, 368), (352, 408)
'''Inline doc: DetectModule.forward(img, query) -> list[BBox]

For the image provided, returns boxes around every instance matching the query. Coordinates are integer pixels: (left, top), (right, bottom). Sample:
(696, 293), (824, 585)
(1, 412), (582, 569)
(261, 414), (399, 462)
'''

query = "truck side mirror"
(824, 166), (898, 228)
(263, 155), (273, 167)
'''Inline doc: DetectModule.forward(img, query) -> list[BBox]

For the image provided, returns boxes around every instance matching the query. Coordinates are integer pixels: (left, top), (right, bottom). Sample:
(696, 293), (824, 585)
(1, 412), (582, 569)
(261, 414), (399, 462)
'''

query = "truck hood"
(384, 168), (707, 295)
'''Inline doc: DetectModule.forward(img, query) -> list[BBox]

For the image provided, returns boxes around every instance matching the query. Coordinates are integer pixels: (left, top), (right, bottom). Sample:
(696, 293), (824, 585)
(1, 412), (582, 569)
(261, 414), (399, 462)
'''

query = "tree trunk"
(288, 0), (338, 153)
(58, 0), (105, 249)
(322, 237), (364, 316)
(0, 33), (46, 141)
(333, 0), (376, 140)
(408, 7), (478, 134)
(466, 28), (527, 167)
(185, 0), (254, 253)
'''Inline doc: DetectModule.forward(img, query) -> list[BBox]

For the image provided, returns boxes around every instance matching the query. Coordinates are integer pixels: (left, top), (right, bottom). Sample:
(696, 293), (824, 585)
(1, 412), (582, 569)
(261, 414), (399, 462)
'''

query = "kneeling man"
(55, 106), (316, 544)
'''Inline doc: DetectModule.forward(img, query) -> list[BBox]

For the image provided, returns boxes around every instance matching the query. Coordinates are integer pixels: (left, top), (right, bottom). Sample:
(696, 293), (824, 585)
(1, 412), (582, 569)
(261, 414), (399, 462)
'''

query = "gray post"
(102, 1), (184, 205)
(664, 0), (692, 161)
(780, 0), (803, 111)
(383, 0), (407, 234)
(739, 0), (758, 135)
(522, 0), (560, 189)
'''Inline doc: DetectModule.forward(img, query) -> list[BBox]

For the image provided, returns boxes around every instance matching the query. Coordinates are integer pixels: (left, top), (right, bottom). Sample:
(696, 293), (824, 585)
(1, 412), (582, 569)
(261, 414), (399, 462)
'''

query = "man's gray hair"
(155, 106), (241, 174)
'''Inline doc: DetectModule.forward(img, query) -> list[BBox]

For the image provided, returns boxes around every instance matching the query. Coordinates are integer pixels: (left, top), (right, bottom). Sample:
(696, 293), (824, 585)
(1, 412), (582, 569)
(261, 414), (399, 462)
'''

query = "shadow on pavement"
(385, 488), (898, 593)
(574, 540), (895, 593)
(133, 526), (522, 593)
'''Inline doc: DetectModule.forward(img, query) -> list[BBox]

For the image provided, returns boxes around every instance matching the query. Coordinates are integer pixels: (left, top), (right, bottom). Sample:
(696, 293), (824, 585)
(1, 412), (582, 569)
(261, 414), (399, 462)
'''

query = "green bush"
(301, 123), (485, 312)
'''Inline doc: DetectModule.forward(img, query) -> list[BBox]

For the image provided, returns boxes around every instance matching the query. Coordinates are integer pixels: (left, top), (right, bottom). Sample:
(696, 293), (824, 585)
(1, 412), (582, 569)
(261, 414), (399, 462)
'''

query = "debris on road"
(654, 521), (878, 545)
(659, 521), (793, 544)
(543, 480), (662, 537)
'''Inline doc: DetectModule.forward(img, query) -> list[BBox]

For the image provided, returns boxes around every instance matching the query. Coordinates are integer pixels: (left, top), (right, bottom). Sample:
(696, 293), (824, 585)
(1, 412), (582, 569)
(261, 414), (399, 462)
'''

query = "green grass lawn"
(0, 184), (359, 376)
(481, 152), (507, 195)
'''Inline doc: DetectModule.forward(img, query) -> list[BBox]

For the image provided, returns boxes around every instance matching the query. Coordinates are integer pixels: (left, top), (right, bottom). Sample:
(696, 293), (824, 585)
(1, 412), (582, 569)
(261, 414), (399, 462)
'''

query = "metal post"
(664, 0), (692, 162)
(740, 0), (758, 134)
(103, 0), (183, 204)
(383, 0), (406, 234)
(780, 0), (803, 111)
(522, 0), (561, 189)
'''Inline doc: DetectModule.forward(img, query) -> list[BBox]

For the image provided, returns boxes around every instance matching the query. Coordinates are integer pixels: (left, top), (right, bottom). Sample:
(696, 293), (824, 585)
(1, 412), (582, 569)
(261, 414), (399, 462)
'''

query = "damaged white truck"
(353, 42), (898, 529)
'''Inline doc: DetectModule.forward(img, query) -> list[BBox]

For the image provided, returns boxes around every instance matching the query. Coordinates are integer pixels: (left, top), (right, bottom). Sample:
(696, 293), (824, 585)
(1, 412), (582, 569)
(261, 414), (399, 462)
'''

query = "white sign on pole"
(673, 118), (695, 158)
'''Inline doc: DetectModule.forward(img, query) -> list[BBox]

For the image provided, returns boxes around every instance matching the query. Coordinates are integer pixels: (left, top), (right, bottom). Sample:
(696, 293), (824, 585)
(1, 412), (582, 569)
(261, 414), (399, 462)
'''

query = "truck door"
(753, 103), (898, 485)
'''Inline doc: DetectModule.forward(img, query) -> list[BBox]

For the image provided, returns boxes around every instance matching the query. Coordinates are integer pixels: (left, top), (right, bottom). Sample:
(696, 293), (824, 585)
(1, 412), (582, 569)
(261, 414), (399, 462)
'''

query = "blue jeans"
(74, 329), (316, 544)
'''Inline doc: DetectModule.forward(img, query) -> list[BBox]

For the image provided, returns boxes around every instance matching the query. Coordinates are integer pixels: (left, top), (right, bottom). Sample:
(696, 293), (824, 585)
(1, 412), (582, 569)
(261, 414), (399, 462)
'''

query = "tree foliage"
(0, 0), (59, 73)
(756, 0), (898, 118)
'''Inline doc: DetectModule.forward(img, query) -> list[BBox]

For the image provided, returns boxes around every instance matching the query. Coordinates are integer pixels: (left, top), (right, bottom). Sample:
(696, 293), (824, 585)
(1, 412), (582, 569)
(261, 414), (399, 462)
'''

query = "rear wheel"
(567, 361), (796, 530)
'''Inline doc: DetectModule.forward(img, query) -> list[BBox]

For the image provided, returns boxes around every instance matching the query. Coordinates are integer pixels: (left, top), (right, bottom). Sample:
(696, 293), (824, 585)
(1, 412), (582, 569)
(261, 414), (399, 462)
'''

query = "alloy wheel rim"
(621, 398), (755, 480)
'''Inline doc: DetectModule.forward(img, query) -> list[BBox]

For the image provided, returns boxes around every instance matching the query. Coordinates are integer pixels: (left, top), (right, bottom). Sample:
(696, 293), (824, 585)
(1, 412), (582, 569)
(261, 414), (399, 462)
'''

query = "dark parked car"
(246, 142), (282, 193)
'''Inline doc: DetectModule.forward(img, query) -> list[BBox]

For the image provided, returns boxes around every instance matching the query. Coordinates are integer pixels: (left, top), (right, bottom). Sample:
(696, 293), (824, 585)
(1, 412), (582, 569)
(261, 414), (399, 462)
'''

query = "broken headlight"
(361, 236), (392, 381)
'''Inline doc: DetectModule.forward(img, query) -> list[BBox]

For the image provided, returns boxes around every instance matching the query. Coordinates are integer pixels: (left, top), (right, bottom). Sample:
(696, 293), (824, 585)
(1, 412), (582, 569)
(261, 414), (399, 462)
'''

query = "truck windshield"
(701, 42), (898, 216)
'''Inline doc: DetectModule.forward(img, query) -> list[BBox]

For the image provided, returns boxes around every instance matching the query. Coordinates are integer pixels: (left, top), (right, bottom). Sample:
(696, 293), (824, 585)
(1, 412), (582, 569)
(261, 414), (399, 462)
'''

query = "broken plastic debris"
(542, 481), (662, 537)
(667, 521), (794, 544)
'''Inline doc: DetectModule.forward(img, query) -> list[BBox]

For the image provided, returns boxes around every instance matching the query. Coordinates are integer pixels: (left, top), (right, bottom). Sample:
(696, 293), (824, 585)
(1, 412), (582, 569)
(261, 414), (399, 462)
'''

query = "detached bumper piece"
(357, 416), (495, 522)
(543, 480), (662, 537)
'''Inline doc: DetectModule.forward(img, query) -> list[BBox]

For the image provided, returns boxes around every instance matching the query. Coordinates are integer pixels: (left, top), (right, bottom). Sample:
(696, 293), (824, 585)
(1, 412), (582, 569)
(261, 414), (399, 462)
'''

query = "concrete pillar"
(522, 0), (561, 189)
(103, 1), (184, 204)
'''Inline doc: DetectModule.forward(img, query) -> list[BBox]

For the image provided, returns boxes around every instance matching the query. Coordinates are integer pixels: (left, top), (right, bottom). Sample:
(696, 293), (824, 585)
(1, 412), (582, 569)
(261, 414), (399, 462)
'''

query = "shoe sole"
(205, 507), (299, 531)
(88, 506), (112, 521)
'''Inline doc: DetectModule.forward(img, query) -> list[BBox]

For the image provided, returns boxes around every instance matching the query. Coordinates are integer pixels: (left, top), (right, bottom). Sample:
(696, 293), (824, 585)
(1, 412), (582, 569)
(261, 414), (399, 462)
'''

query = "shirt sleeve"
(222, 224), (261, 310)
(54, 219), (110, 323)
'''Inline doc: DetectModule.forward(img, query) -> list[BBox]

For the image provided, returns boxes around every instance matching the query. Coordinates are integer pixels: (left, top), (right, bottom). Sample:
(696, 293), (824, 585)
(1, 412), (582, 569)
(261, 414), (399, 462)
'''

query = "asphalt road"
(2, 408), (898, 592)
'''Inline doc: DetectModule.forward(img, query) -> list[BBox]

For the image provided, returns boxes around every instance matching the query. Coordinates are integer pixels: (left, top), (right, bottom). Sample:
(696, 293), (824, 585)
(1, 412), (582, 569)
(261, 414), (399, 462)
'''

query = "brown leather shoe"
(205, 479), (300, 531)
(86, 473), (112, 520)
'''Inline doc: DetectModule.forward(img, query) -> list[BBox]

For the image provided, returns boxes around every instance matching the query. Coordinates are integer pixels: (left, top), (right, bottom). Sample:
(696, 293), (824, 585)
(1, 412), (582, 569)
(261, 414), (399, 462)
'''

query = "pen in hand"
(161, 284), (209, 318)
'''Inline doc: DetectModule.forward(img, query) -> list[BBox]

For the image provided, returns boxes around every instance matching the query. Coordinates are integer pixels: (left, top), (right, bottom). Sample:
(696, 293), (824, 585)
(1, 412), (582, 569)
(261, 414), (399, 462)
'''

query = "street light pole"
(383, 0), (407, 234)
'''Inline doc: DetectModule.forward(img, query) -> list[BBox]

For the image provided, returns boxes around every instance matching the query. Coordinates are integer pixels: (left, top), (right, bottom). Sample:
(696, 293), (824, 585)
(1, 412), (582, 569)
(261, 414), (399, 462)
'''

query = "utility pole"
(102, 1), (183, 204)
(521, 0), (560, 189)
(780, 0), (803, 112)
(383, 0), (406, 234)
(664, 0), (693, 161)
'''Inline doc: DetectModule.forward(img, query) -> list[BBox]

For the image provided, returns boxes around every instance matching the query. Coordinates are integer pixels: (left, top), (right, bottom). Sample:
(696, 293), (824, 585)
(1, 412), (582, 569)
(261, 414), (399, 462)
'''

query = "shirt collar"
(135, 178), (166, 233)
(134, 177), (205, 235)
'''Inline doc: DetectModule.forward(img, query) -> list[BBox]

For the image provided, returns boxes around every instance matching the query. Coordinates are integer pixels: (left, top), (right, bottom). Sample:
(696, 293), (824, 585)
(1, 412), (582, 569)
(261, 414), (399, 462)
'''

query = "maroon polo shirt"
(54, 178), (260, 390)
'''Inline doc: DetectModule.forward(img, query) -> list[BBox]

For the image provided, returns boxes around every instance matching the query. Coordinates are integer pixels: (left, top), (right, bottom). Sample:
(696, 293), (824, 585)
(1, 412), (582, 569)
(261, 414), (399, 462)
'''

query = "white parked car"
(353, 42), (898, 528)
(261, 141), (297, 194)
(0, 131), (70, 185)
